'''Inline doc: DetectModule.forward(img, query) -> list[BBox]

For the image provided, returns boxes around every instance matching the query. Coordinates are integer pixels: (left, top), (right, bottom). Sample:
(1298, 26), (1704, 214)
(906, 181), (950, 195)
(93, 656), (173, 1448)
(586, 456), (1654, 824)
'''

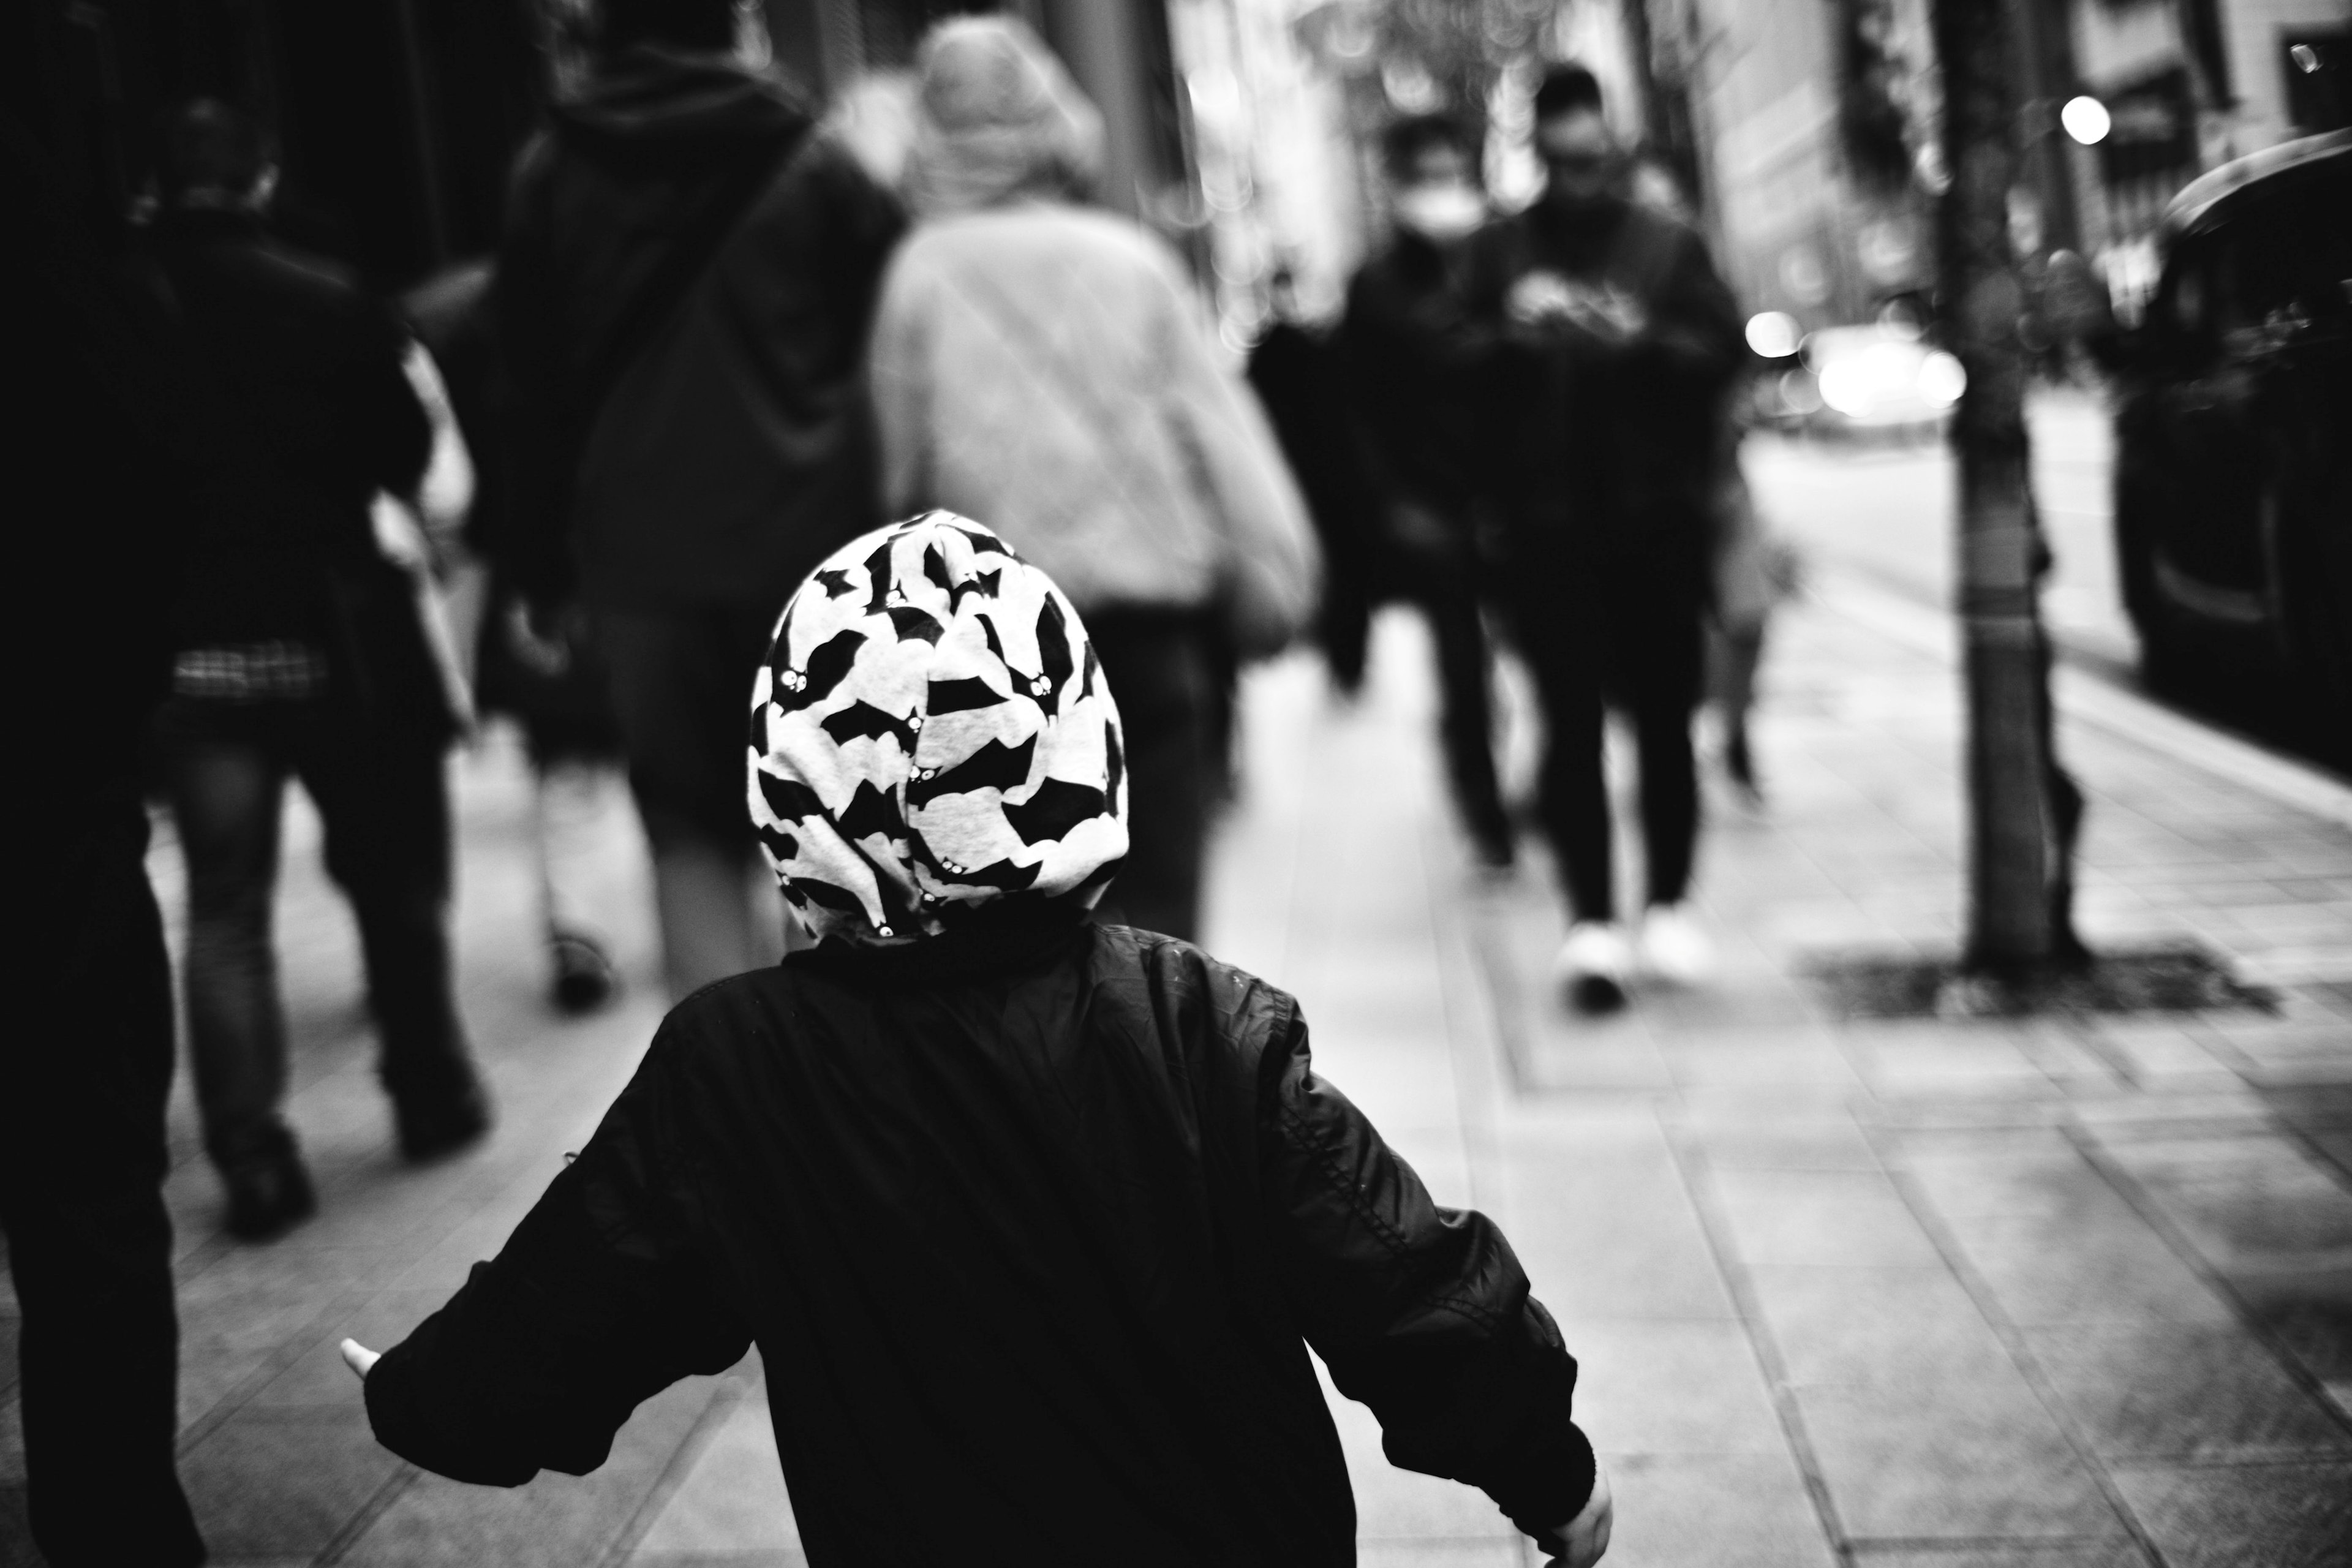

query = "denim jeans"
(157, 696), (478, 1172)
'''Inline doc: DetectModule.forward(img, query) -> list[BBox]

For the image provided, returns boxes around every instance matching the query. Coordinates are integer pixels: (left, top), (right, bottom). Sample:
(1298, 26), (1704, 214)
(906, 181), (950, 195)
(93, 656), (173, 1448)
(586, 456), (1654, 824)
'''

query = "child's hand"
(340, 1339), (381, 1382)
(1540, 1463), (1613, 1567)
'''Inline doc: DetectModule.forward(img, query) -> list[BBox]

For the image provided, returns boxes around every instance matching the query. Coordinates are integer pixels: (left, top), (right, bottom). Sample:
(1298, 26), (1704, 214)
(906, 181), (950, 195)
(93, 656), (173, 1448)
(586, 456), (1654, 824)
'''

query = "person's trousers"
(595, 605), (783, 994)
(1085, 608), (1218, 943)
(159, 696), (476, 1174)
(1396, 532), (1509, 853)
(1509, 563), (1706, 923)
(4, 801), (206, 1566)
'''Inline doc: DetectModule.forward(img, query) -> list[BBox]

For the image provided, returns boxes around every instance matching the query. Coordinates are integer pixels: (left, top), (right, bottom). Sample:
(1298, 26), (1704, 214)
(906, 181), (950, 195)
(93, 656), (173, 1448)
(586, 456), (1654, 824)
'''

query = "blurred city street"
(7, 426), (2351, 1567)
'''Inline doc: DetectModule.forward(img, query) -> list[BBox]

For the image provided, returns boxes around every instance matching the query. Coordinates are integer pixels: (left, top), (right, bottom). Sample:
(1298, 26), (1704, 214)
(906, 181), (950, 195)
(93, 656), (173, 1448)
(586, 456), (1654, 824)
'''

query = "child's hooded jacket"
(363, 514), (1595, 1564)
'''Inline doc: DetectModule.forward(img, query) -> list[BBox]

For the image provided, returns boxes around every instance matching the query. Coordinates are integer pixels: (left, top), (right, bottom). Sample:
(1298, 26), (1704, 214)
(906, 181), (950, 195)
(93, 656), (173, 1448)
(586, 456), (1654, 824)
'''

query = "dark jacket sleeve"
(364, 1031), (752, 1485)
(1256, 1011), (1595, 1538)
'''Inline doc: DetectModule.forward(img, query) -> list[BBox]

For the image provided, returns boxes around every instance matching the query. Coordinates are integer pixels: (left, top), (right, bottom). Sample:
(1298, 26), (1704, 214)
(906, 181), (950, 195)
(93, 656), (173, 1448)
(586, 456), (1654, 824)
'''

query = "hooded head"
(900, 15), (1104, 219)
(748, 512), (1127, 948)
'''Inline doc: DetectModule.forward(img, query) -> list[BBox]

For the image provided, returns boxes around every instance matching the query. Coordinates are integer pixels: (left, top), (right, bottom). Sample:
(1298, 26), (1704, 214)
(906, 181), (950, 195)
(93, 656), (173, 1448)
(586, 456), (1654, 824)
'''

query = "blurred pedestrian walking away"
(408, 260), (624, 1014)
(496, 0), (905, 1000)
(1339, 111), (1513, 867)
(347, 514), (1610, 1568)
(4, 115), (208, 1568)
(147, 100), (491, 1240)
(1472, 66), (1744, 1011)
(869, 15), (1317, 942)
(1248, 265), (1378, 696)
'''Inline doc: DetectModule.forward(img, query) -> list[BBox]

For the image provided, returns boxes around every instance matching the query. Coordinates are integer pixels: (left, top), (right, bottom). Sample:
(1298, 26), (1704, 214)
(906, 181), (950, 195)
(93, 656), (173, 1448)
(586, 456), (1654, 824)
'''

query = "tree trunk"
(1932, 0), (2081, 972)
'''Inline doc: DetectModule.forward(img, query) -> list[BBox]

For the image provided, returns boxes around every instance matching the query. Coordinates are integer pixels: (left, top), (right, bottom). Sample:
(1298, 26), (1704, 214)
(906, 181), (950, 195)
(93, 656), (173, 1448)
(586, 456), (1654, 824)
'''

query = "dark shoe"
(224, 1152), (316, 1241)
(396, 1077), (493, 1163)
(549, 930), (617, 1015)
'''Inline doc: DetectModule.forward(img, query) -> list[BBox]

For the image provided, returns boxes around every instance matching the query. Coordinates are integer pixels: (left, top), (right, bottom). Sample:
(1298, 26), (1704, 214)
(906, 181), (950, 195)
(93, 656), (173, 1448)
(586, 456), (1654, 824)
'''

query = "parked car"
(2107, 130), (2352, 744)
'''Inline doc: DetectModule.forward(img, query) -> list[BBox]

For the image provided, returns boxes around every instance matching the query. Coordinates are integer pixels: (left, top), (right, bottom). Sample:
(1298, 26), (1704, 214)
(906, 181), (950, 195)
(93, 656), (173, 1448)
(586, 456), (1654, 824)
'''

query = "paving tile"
(1594, 1451), (1834, 1568)
(631, 1391), (797, 1553)
(2111, 1458), (2352, 1567)
(1710, 1170), (1945, 1268)
(1550, 1320), (1784, 1455)
(2228, 1268), (2352, 1387)
(247, 1291), (453, 1408)
(178, 1406), (404, 1559)
(1680, 1120), (1882, 1172)
(1747, 1266), (2019, 1389)
(1794, 1380), (2124, 1540)
(2026, 1320), (2350, 1460)
(1937, 1209), (2235, 1326)
(1847, 1544), (2148, 1567)
(2116, 1149), (2352, 1272)
(1502, 1141), (1737, 1321)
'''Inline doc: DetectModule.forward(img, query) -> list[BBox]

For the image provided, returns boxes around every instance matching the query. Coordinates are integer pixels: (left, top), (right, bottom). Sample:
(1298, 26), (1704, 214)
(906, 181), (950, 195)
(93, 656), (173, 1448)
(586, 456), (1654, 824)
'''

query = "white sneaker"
(1555, 921), (1631, 1014)
(1638, 902), (1714, 986)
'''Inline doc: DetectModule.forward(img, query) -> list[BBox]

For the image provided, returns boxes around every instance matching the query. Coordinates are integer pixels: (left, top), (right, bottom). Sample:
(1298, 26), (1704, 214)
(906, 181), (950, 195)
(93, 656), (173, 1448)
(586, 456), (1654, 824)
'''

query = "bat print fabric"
(748, 511), (1127, 944)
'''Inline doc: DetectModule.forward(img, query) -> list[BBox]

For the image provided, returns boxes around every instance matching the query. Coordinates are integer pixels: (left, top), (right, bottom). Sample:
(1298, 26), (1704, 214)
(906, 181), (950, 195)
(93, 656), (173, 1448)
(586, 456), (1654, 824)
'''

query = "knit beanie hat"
(900, 15), (1103, 218)
(747, 511), (1127, 946)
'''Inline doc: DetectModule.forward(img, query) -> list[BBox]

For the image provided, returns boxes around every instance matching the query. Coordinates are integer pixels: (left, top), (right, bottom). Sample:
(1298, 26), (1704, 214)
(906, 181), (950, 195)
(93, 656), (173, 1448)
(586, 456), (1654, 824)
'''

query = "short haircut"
(1380, 112), (1477, 180)
(598, 0), (734, 51)
(159, 98), (273, 201)
(1532, 64), (1605, 124)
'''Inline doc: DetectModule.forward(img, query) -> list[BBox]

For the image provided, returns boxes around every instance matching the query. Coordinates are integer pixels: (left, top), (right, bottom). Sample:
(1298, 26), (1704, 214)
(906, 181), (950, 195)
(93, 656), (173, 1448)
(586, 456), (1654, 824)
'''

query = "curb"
(1816, 572), (2352, 835)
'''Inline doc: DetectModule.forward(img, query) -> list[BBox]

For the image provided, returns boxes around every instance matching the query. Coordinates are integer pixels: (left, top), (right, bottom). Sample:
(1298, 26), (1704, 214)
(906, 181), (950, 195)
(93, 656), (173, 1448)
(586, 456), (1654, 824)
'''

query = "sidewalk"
(5, 573), (2351, 1567)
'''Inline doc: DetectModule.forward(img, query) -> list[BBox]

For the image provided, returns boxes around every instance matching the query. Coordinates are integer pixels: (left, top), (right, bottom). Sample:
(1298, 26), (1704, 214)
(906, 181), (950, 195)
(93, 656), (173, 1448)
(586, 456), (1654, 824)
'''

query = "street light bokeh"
(2060, 95), (2111, 146)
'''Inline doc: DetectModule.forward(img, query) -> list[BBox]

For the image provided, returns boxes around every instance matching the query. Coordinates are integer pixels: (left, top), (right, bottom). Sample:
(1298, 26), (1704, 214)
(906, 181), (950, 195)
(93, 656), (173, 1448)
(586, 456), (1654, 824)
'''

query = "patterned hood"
(748, 512), (1127, 946)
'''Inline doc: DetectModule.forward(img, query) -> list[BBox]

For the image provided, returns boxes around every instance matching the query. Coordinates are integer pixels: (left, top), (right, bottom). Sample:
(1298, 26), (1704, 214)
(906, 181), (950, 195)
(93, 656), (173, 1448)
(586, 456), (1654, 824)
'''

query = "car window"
(2150, 241), (2214, 359)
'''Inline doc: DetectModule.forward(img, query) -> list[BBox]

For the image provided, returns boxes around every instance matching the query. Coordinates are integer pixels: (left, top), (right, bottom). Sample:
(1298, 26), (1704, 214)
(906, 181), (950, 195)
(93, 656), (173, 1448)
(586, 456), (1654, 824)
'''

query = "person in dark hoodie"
(342, 512), (1614, 1568)
(496, 0), (905, 1001)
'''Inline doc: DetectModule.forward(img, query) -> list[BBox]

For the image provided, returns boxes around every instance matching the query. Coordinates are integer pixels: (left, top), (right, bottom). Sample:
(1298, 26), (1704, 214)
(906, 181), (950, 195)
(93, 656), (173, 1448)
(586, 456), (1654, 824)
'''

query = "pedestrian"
(341, 512), (1613, 1568)
(868, 15), (1318, 941)
(146, 99), (491, 1239)
(1706, 448), (1798, 809)
(5, 112), (208, 1568)
(407, 260), (624, 1014)
(1469, 65), (1745, 1011)
(1338, 111), (1515, 869)
(496, 0), (905, 1000)
(1248, 263), (1379, 696)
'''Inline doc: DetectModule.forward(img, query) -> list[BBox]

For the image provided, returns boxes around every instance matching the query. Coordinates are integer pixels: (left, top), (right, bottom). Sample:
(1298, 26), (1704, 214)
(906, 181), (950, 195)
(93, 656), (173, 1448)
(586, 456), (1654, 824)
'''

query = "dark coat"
(1338, 233), (1496, 523)
(1469, 194), (1743, 580)
(496, 45), (906, 614)
(145, 208), (450, 733)
(364, 919), (1594, 1566)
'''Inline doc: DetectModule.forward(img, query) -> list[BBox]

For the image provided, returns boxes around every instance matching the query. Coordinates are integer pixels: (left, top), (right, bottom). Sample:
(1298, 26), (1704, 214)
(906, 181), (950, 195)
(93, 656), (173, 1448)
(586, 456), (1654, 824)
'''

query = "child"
(342, 513), (1611, 1566)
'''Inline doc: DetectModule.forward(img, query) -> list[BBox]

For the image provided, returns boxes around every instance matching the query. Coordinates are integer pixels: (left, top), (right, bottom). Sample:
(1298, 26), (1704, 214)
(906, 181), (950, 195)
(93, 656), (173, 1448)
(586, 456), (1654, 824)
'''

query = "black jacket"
(365, 919), (1593, 1565)
(1338, 233), (1494, 522)
(1470, 194), (1743, 575)
(146, 209), (431, 645)
(496, 46), (905, 613)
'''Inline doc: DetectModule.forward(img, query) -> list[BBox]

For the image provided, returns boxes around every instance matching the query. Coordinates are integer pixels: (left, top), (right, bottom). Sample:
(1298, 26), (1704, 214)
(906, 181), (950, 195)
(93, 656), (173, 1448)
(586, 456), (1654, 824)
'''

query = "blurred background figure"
(1705, 450), (1799, 810)
(495, 0), (904, 1001)
(1248, 263), (1378, 698)
(1337, 110), (1513, 870)
(6, 115), (209, 1568)
(869, 14), (1317, 943)
(1476, 65), (1744, 1011)
(407, 260), (624, 1015)
(146, 98), (491, 1240)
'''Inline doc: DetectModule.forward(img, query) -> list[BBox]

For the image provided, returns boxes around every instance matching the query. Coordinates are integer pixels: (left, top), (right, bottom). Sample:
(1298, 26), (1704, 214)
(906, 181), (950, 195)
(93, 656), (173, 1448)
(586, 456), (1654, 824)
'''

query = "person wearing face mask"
(1468, 66), (1744, 1012)
(1336, 113), (1513, 869)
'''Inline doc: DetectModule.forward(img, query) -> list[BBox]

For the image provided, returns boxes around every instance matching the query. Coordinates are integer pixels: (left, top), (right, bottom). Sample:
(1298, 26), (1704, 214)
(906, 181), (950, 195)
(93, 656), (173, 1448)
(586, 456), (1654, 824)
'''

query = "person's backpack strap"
(567, 119), (810, 435)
